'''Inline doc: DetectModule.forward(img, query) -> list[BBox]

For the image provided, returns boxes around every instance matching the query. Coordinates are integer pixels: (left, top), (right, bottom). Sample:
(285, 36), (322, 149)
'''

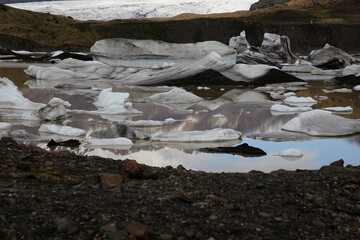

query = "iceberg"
(309, 44), (356, 69)
(38, 124), (86, 136)
(143, 87), (203, 104)
(84, 137), (133, 148)
(124, 118), (177, 127)
(281, 109), (360, 136)
(151, 128), (242, 142)
(0, 77), (45, 110)
(39, 97), (71, 121)
(284, 96), (317, 107)
(93, 88), (142, 115)
(25, 51), (302, 87)
(270, 104), (312, 115)
(90, 38), (237, 67)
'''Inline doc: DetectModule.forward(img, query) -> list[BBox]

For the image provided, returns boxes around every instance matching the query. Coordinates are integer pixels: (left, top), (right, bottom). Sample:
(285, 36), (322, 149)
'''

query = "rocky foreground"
(0, 137), (360, 239)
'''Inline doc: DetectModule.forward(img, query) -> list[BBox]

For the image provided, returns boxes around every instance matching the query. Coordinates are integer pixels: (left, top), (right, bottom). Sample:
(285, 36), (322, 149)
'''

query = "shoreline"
(1, 137), (360, 239)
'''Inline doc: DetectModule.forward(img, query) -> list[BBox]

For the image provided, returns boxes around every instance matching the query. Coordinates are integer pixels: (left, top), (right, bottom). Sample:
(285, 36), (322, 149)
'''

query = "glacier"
(7, 0), (255, 20)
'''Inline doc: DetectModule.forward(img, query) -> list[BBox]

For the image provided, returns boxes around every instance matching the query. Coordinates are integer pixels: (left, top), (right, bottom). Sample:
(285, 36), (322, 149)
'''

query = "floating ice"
(0, 77), (45, 110)
(321, 106), (353, 114)
(322, 88), (352, 93)
(38, 124), (86, 136)
(277, 148), (303, 157)
(309, 44), (356, 69)
(213, 113), (225, 118)
(270, 104), (312, 115)
(84, 137), (133, 148)
(39, 97), (71, 121)
(91, 38), (237, 67)
(354, 85), (360, 91)
(151, 128), (242, 142)
(284, 96), (317, 107)
(93, 88), (142, 115)
(0, 122), (11, 130)
(281, 109), (360, 136)
(124, 118), (177, 127)
(143, 87), (203, 104)
(342, 65), (360, 77)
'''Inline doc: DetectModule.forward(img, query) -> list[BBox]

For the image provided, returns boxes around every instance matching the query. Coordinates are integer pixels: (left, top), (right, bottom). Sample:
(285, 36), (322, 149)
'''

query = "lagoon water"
(1, 62), (360, 172)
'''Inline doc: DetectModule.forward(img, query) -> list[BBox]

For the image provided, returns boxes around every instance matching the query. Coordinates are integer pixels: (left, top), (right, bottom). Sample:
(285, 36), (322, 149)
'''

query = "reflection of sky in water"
(1, 66), (360, 172)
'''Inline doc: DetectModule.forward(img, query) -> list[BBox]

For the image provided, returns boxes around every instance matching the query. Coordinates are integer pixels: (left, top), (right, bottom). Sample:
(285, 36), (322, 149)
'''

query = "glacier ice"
(38, 124), (86, 136)
(151, 128), (242, 142)
(281, 109), (360, 136)
(39, 97), (71, 121)
(90, 38), (237, 67)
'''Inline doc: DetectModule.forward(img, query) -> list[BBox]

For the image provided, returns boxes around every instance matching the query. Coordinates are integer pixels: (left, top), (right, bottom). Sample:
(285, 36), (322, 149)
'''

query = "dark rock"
(98, 173), (125, 187)
(125, 221), (153, 240)
(200, 143), (266, 156)
(55, 217), (79, 233)
(250, 0), (291, 10)
(330, 159), (344, 167)
(47, 139), (81, 148)
(121, 159), (144, 178)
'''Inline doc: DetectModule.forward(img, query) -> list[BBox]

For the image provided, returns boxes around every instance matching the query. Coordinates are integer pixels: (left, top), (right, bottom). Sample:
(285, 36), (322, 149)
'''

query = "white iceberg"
(281, 109), (360, 136)
(322, 88), (352, 93)
(38, 124), (86, 136)
(39, 97), (71, 121)
(354, 85), (360, 91)
(93, 88), (142, 115)
(84, 137), (133, 148)
(151, 128), (242, 142)
(342, 65), (360, 77)
(0, 77), (45, 110)
(90, 38), (237, 67)
(284, 96), (317, 107)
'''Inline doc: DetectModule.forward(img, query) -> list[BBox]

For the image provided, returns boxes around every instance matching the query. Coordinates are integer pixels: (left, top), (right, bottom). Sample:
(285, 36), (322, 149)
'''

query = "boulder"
(250, 0), (291, 10)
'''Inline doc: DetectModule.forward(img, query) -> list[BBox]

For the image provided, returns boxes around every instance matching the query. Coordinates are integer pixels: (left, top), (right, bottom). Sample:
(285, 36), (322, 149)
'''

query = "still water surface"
(1, 63), (360, 172)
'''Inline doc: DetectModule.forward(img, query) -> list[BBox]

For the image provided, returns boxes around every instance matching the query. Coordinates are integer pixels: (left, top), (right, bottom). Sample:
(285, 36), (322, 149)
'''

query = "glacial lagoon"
(1, 62), (360, 173)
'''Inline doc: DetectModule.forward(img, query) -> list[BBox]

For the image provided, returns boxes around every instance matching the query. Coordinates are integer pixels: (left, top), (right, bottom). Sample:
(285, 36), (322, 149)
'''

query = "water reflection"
(1, 64), (360, 172)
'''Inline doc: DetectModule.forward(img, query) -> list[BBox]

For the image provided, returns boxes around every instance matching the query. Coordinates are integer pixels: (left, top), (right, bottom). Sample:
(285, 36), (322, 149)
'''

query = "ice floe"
(321, 106), (353, 114)
(0, 77), (45, 110)
(270, 104), (312, 115)
(276, 148), (303, 159)
(284, 96), (317, 107)
(84, 137), (133, 148)
(93, 88), (142, 115)
(38, 124), (86, 136)
(39, 97), (71, 121)
(281, 110), (360, 136)
(124, 118), (178, 127)
(151, 128), (242, 142)
(322, 88), (352, 93)
(247, 132), (305, 142)
(91, 38), (237, 67)
(354, 85), (360, 91)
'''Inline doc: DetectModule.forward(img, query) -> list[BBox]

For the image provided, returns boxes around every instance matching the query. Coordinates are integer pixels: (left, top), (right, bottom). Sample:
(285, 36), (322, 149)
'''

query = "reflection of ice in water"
(3, 66), (360, 172)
